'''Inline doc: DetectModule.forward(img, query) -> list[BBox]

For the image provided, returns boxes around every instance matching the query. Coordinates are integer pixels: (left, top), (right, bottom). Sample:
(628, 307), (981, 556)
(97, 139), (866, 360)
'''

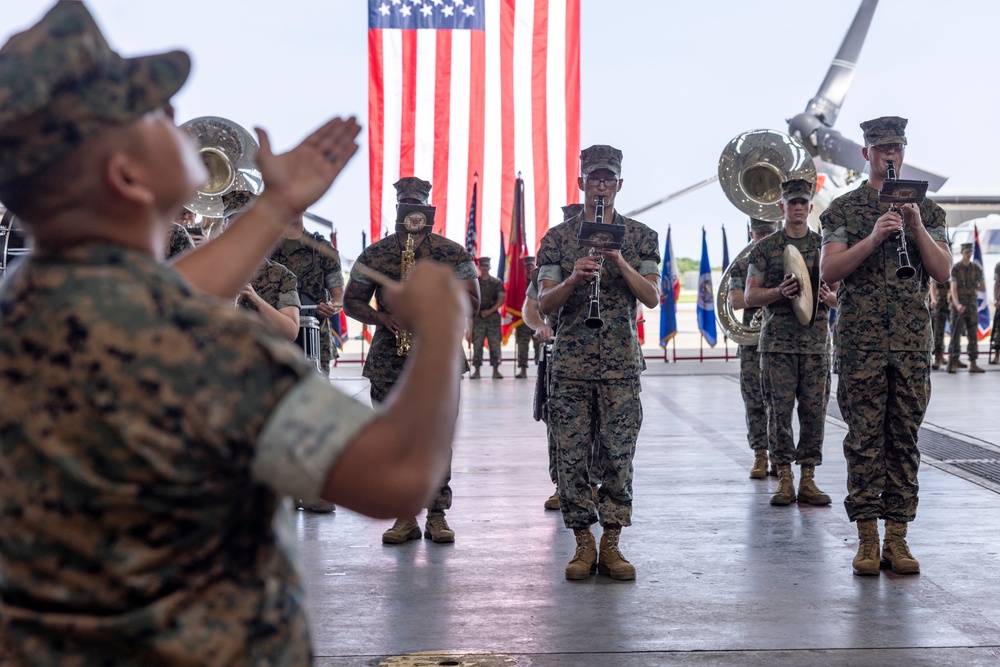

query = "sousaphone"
(180, 116), (264, 236)
(716, 129), (817, 343)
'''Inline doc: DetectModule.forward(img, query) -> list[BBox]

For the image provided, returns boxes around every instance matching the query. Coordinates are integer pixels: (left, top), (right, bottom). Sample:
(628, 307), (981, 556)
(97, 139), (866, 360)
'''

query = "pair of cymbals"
(783, 245), (814, 326)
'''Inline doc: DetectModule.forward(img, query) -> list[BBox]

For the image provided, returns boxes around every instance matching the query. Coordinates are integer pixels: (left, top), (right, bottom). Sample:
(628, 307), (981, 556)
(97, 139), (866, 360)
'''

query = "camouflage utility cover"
(860, 115), (907, 147)
(820, 181), (947, 351)
(351, 233), (477, 382)
(271, 236), (343, 303)
(0, 242), (339, 664)
(393, 176), (432, 203)
(580, 144), (622, 176)
(951, 261), (984, 302)
(536, 209), (660, 380)
(237, 258), (301, 313)
(0, 1), (190, 186)
(748, 230), (830, 354)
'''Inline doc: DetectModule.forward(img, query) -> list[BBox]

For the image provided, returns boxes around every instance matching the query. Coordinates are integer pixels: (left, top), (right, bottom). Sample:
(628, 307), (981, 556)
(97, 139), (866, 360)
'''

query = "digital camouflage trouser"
(949, 302), (979, 361)
(760, 352), (830, 466)
(549, 377), (642, 529)
(992, 308), (1000, 353)
(370, 380), (452, 511)
(739, 346), (767, 451)
(516, 323), (540, 368)
(472, 316), (502, 368)
(836, 348), (928, 523)
(932, 301), (949, 356)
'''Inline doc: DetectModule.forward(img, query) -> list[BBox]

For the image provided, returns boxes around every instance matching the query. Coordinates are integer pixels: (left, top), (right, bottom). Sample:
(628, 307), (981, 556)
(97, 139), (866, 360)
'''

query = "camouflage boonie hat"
(0, 1), (191, 186)
(961, 243), (973, 252)
(780, 179), (814, 202)
(477, 257), (491, 266)
(580, 144), (622, 176)
(523, 255), (535, 265)
(393, 176), (432, 203)
(750, 217), (777, 234)
(860, 116), (908, 147)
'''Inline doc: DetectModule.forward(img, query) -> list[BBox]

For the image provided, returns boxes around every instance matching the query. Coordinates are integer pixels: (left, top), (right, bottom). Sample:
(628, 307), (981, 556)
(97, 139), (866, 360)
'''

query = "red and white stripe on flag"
(368, 0), (580, 258)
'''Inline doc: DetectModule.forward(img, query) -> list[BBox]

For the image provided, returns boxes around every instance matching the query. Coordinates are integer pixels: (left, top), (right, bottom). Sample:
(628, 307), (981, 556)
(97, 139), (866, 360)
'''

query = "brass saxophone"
(395, 234), (416, 356)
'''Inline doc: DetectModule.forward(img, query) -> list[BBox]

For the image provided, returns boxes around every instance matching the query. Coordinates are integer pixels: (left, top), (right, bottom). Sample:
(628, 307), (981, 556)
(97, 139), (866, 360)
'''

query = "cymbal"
(783, 244), (813, 326)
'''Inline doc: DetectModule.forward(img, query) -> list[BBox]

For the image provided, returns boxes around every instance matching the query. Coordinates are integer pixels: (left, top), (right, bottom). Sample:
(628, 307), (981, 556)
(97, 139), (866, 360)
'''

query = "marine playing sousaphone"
(716, 129), (819, 342)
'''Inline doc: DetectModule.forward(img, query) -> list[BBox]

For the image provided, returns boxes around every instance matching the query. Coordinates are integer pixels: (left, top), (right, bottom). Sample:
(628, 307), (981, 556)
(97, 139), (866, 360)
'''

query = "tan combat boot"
(853, 518), (881, 576)
(932, 353), (944, 370)
(882, 519), (920, 574)
(797, 464), (831, 505)
(492, 367), (504, 379)
(969, 361), (985, 373)
(990, 350), (999, 365)
(382, 518), (421, 544)
(424, 510), (456, 543)
(749, 449), (768, 479)
(598, 525), (636, 581)
(565, 528), (597, 580)
(515, 367), (527, 379)
(770, 464), (795, 506)
(957, 358), (969, 369)
(948, 358), (957, 374)
(470, 366), (481, 379)
(544, 490), (560, 510)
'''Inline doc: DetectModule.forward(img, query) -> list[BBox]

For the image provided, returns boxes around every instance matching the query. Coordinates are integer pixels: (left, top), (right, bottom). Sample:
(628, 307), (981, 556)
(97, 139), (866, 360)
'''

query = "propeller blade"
(814, 128), (868, 174)
(899, 163), (949, 192)
(625, 175), (719, 218)
(804, 0), (878, 128)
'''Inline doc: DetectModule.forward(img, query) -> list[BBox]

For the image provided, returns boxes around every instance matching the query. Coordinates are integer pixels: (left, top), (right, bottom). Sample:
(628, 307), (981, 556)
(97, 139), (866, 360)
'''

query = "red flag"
(502, 175), (527, 344)
(367, 0), (581, 255)
(636, 304), (645, 345)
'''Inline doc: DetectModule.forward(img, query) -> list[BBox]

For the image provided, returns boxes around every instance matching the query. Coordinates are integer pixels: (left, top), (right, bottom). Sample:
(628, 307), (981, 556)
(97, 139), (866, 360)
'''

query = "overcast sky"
(5, 0), (998, 265)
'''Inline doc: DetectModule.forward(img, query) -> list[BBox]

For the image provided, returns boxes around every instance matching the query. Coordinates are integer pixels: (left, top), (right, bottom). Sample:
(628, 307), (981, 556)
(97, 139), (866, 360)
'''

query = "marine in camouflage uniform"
(947, 243), (986, 373)
(991, 262), (1000, 364)
(344, 176), (480, 545)
(727, 217), (777, 479)
(527, 213), (603, 511)
(0, 4), (406, 662)
(270, 220), (345, 374)
(515, 256), (542, 377)
(929, 278), (951, 369)
(537, 145), (660, 581)
(471, 256), (505, 378)
(820, 116), (951, 576)
(747, 179), (836, 507)
(166, 221), (195, 259)
(237, 258), (301, 328)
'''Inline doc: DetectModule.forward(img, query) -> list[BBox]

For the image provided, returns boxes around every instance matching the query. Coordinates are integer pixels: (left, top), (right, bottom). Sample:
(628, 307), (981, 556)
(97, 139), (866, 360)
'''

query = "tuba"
(180, 116), (264, 237)
(716, 129), (817, 344)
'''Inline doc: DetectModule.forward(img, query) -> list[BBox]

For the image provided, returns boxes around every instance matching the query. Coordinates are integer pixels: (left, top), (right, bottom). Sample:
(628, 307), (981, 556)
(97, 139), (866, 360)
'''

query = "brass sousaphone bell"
(180, 116), (264, 236)
(716, 129), (818, 343)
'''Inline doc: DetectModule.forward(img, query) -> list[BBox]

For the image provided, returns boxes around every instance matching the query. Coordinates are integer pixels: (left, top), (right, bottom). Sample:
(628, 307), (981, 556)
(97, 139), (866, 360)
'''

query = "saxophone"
(395, 234), (416, 356)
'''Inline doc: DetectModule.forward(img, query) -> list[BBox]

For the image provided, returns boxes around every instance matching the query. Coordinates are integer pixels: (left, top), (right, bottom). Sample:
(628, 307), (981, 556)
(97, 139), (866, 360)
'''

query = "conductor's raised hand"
(388, 261), (469, 343)
(254, 116), (362, 222)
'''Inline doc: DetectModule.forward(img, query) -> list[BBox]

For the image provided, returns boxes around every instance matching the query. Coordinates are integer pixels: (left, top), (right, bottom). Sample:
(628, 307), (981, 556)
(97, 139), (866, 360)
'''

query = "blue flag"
(697, 228), (717, 346)
(659, 226), (680, 346)
(974, 225), (993, 340)
(497, 226), (506, 282)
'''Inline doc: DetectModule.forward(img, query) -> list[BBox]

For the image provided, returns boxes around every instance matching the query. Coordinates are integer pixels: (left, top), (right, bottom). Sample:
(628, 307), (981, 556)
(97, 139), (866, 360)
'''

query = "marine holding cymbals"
(745, 178), (839, 508)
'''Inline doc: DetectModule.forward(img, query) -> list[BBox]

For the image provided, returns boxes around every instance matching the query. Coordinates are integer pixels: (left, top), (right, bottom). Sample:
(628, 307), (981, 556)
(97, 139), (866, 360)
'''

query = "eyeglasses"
(872, 143), (903, 154)
(584, 175), (619, 188)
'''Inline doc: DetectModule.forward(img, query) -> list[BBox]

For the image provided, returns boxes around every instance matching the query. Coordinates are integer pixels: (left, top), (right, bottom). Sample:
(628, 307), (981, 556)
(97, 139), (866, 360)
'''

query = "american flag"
(368, 0), (581, 259)
(465, 175), (478, 254)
